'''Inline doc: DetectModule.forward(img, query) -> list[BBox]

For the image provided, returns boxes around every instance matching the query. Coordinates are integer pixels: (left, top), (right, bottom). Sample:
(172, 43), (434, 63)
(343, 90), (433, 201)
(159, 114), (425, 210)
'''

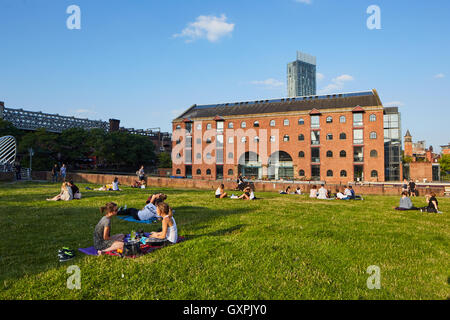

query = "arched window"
(176, 153), (182, 159)
(340, 116), (346, 123)
(270, 136), (276, 142)
(228, 152), (234, 159)
(298, 134), (305, 141)
(270, 120), (276, 127)
(228, 122), (234, 129)
(206, 138), (212, 144)
(370, 114), (377, 122)
(241, 137), (247, 143)
(176, 169), (181, 175)
(326, 116), (333, 123)
(340, 150), (347, 158)
(299, 170), (305, 177)
(253, 121), (260, 127)
(196, 169), (201, 175)
(206, 169), (211, 175)
(370, 132), (377, 139)
(283, 135), (290, 142)
(340, 170), (347, 177)
(206, 153), (212, 159)
(298, 151), (305, 158)
(241, 122), (247, 128)
(254, 136), (260, 143)
(196, 123), (202, 130)
(196, 153), (201, 159)
(340, 133), (347, 140)
(298, 118), (305, 125)
(370, 150), (378, 158)
(284, 119), (290, 126)
(327, 170), (333, 177)
(176, 125), (181, 130)
(326, 151), (333, 158)
(228, 169), (234, 176)
(326, 134), (333, 141)
(228, 137), (234, 144)
(371, 170), (378, 178)
(206, 123), (212, 130)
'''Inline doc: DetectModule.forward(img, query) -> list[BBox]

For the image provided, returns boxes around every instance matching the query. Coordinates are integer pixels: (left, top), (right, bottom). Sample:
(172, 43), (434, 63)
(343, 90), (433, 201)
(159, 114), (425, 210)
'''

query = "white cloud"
(173, 14), (235, 43)
(316, 73), (325, 82)
(318, 74), (354, 94)
(295, 0), (312, 4)
(384, 101), (405, 107)
(434, 73), (445, 79)
(250, 78), (284, 89)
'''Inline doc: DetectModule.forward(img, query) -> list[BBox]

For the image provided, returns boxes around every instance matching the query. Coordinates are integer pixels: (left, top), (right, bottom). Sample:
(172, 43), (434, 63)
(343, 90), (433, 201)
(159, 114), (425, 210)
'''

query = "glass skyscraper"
(287, 51), (317, 97)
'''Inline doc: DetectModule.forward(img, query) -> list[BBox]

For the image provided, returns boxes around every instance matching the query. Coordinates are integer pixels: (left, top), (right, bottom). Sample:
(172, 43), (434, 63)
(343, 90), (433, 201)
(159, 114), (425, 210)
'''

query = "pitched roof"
(174, 90), (382, 121)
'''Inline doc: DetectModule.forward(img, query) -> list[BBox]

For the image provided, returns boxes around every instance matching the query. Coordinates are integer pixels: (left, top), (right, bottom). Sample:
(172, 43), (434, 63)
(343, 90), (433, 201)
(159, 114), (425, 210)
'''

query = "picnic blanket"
(117, 215), (158, 224)
(78, 234), (185, 259)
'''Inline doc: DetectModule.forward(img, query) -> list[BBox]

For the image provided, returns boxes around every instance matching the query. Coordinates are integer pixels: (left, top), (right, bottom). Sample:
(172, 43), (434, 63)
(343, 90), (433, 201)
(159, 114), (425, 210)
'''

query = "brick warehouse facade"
(171, 90), (390, 183)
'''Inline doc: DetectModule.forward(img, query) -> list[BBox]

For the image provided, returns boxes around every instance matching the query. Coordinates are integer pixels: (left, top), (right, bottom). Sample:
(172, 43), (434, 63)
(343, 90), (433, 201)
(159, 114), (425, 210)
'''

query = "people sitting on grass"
(419, 193), (441, 213)
(131, 179), (146, 189)
(295, 187), (302, 195)
(236, 173), (245, 191)
(347, 186), (363, 200)
(215, 184), (228, 199)
(238, 186), (256, 200)
(47, 182), (73, 201)
(94, 202), (125, 255)
(394, 191), (419, 211)
(144, 202), (178, 245)
(336, 188), (351, 200)
(68, 180), (82, 200)
(280, 186), (291, 194)
(309, 185), (318, 198)
(317, 184), (330, 200)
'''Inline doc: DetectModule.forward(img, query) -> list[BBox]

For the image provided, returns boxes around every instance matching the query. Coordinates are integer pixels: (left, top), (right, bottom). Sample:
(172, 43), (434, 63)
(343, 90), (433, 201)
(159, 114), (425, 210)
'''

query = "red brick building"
(172, 90), (388, 183)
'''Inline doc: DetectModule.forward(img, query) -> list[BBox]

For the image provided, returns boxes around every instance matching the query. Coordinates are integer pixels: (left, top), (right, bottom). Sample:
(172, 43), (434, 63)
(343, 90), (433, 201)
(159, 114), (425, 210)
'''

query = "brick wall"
(409, 162), (433, 182)
(32, 171), (447, 196)
(0, 172), (14, 182)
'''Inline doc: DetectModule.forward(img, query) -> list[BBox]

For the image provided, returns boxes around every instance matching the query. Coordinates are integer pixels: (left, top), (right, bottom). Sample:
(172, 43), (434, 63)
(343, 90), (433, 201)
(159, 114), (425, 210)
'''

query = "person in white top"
(344, 186), (352, 198)
(335, 188), (350, 200)
(148, 202), (178, 244)
(295, 187), (302, 195)
(215, 184), (228, 199)
(309, 185), (318, 198)
(317, 184), (329, 200)
(112, 177), (120, 191)
(47, 182), (73, 201)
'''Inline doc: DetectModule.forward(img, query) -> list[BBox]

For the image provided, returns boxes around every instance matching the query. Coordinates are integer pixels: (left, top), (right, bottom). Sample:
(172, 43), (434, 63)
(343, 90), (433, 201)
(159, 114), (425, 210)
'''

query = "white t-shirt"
(344, 188), (352, 197)
(317, 187), (328, 199)
(112, 181), (119, 191)
(215, 187), (222, 196)
(249, 191), (255, 200)
(296, 189), (302, 195)
(309, 189), (318, 198)
(336, 192), (347, 199)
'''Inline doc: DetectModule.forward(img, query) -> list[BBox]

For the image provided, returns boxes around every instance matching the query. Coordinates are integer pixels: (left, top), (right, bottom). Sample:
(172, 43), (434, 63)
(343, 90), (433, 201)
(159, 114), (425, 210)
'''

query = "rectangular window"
(185, 136), (192, 148)
(311, 148), (320, 163)
(353, 113), (363, 127)
(217, 121), (224, 132)
(311, 131), (320, 145)
(185, 123), (192, 133)
(216, 135), (224, 148)
(354, 147), (364, 162)
(216, 149), (224, 164)
(311, 115), (320, 129)
(353, 129), (363, 145)
(185, 149), (192, 164)
(311, 165), (321, 181)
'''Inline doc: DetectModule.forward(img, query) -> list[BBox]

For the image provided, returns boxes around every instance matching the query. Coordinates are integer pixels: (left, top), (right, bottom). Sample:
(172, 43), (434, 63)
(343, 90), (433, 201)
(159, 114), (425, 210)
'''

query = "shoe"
(59, 253), (75, 262)
(58, 248), (76, 256)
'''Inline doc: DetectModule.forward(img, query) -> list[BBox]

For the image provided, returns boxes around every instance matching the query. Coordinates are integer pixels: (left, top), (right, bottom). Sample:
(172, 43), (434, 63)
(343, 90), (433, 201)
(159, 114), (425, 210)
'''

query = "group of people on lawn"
(94, 193), (178, 255)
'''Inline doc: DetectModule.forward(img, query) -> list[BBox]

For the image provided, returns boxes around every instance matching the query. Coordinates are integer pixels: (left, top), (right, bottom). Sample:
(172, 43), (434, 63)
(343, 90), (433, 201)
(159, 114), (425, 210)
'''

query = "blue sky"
(0, 0), (449, 151)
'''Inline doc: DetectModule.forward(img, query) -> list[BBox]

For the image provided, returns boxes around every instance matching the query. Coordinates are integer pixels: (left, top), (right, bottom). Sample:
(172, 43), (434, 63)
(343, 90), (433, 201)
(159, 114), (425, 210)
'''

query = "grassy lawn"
(0, 181), (448, 300)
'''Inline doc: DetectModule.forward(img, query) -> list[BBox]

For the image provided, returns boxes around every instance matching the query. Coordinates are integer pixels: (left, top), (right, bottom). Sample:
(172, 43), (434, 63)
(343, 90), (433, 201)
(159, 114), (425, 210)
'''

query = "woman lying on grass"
(145, 202), (178, 245)
(46, 182), (73, 201)
(94, 202), (125, 255)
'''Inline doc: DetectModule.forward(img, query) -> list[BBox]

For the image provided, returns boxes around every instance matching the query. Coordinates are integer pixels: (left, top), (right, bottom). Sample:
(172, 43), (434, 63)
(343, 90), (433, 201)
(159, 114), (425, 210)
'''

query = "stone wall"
(32, 171), (448, 196)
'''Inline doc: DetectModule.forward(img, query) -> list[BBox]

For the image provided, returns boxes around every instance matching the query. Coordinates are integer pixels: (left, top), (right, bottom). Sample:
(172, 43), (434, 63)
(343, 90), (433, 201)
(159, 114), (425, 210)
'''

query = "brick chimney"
(109, 119), (120, 132)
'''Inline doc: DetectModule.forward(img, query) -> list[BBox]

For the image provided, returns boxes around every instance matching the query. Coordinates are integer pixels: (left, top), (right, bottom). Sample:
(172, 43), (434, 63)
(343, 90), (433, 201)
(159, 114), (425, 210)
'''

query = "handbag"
(123, 240), (142, 256)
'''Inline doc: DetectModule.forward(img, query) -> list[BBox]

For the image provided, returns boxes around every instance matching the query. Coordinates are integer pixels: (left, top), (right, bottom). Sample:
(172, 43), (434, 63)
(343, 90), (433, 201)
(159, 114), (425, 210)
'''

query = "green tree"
(439, 154), (450, 176)
(158, 152), (172, 168)
(18, 129), (59, 170)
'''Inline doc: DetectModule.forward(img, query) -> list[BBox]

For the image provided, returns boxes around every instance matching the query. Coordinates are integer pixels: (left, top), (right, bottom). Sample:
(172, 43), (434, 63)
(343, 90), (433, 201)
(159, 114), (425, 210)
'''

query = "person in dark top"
(408, 179), (417, 197)
(51, 164), (59, 183)
(15, 163), (21, 180)
(420, 193), (440, 213)
(68, 180), (82, 199)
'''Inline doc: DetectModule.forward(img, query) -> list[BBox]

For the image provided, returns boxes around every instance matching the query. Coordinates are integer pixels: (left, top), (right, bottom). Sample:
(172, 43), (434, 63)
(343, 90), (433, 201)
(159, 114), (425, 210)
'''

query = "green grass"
(0, 181), (449, 300)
